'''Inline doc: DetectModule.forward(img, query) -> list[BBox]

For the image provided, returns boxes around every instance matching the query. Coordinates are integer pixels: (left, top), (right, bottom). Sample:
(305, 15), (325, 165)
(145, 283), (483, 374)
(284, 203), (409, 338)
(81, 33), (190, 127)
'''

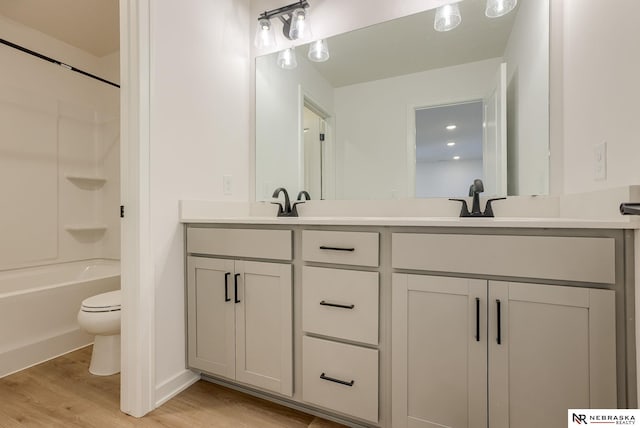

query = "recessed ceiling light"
(447, 141), (456, 146)
(446, 124), (457, 131)
(453, 156), (460, 160)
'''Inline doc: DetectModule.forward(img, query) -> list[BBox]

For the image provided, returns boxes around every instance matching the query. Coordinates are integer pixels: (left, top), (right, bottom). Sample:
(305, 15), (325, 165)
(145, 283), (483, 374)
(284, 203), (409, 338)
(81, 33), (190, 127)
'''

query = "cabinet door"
(186, 256), (236, 379)
(392, 274), (488, 428)
(489, 282), (616, 428)
(235, 261), (293, 396)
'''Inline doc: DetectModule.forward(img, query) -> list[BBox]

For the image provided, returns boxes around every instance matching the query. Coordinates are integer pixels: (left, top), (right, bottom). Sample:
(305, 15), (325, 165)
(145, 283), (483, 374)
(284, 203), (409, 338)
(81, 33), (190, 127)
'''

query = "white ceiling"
(0, 0), (119, 57)
(415, 101), (484, 162)
(306, 0), (518, 87)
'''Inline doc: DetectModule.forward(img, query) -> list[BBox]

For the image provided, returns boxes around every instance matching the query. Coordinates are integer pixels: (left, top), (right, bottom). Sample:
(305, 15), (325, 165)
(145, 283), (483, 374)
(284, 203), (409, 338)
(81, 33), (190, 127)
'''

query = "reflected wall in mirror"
(256, 0), (549, 201)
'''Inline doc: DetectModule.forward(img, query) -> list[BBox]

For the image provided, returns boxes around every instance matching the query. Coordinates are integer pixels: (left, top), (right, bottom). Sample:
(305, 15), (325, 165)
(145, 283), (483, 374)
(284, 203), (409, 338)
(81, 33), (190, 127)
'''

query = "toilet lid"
(81, 290), (121, 312)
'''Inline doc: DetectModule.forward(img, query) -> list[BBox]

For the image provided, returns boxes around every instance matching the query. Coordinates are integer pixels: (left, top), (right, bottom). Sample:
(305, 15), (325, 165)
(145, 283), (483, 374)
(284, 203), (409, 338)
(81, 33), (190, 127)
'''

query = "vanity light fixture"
(446, 124), (457, 130)
(255, 18), (276, 49)
(277, 47), (298, 69)
(485, 0), (518, 18)
(447, 141), (456, 146)
(453, 156), (461, 160)
(434, 3), (462, 32)
(254, 0), (311, 49)
(308, 39), (329, 62)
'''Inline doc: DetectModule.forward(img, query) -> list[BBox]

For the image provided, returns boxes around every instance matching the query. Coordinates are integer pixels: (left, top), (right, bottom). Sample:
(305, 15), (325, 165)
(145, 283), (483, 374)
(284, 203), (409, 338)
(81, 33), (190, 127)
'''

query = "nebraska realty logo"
(569, 410), (639, 426)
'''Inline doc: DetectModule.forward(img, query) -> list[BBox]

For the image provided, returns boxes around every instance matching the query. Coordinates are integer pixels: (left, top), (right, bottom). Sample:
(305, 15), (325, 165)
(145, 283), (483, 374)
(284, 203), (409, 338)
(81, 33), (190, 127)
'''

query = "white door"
(488, 282), (616, 428)
(186, 256), (236, 379)
(235, 260), (293, 396)
(483, 62), (507, 196)
(392, 274), (488, 428)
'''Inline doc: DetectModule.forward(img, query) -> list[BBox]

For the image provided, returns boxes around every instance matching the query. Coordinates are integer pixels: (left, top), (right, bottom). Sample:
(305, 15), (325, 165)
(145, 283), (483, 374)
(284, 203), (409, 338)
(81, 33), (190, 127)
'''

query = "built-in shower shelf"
(64, 224), (108, 232)
(65, 175), (107, 188)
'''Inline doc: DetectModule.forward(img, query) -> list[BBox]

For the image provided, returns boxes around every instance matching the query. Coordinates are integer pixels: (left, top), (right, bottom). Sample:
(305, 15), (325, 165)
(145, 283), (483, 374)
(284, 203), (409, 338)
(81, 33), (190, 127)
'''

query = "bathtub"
(0, 259), (120, 378)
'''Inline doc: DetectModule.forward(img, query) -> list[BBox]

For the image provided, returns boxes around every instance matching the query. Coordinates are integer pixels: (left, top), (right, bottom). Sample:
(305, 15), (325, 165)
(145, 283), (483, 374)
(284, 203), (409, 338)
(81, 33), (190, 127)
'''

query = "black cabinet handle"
(475, 297), (480, 342)
(320, 373), (354, 387)
(496, 299), (502, 345)
(319, 246), (355, 252)
(234, 273), (241, 304)
(320, 300), (355, 310)
(224, 273), (231, 302)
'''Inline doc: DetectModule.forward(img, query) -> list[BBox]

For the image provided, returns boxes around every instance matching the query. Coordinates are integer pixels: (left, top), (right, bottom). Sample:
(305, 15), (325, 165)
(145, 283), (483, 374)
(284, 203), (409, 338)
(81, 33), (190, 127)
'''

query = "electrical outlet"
(223, 175), (232, 195)
(594, 142), (607, 181)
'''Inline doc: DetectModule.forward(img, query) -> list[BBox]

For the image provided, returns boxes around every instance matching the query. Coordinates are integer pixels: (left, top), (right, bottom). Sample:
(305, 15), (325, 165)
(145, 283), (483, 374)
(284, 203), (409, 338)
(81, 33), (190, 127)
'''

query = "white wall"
(416, 159), (483, 198)
(0, 15), (120, 270)
(562, 0), (640, 194)
(255, 51), (333, 200)
(148, 0), (250, 396)
(333, 58), (501, 199)
(503, 0), (549, 196)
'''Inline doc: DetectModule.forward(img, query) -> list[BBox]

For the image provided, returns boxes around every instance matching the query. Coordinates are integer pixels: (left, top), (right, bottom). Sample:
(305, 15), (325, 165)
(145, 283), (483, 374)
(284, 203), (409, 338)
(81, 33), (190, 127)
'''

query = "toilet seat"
(81, 290), (121, 313)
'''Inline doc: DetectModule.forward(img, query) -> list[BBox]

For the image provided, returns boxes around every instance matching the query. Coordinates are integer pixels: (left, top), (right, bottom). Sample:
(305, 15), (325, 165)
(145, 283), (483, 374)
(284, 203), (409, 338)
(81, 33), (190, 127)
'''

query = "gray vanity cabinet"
(186, 227), (293, 397)
(392, 274), (616, 428)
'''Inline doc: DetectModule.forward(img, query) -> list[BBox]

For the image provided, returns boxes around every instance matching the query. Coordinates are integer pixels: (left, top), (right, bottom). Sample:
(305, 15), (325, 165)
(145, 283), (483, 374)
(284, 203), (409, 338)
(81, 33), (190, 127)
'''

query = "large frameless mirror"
(255, 0), (549, 200)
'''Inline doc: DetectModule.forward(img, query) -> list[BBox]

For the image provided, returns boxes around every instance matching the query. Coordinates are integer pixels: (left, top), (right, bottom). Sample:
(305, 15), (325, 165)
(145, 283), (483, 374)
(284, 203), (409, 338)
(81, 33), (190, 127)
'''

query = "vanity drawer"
(302, 336), (378, 423)
(392, 233), (616, 284)
(302, 230), (379, 267)
(303, 267), (379, 345)
(187, 227), (292, 260)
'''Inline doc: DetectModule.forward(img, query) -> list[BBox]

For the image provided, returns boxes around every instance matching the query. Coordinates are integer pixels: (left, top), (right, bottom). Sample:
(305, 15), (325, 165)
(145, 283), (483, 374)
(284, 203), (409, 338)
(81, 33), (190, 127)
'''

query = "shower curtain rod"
(0, 38), (120, 89)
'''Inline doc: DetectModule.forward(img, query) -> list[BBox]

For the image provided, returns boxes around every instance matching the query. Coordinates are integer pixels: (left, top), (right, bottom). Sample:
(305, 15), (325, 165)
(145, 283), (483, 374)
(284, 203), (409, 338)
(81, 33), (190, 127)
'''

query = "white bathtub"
(0, 259), (120, 378)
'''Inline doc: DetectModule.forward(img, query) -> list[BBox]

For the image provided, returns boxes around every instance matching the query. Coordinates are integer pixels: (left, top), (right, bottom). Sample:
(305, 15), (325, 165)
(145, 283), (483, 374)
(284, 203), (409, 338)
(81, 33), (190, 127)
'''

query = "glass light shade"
(485, 0), (518, 18)
(434, 3), (462, 32)
(255, 18), (276, 49)
(277, 47), (298, 69)
(308, 39), (329, 62)
(289, 8), (310, 40)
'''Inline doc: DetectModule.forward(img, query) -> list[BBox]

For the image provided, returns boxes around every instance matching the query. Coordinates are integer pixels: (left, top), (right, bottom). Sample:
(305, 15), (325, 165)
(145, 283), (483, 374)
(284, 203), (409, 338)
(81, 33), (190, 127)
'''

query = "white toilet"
(77, 290), (121, 376)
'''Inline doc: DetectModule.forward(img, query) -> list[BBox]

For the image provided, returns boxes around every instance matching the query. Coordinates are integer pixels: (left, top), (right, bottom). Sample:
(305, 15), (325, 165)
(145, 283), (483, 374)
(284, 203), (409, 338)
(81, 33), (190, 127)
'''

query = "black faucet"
(297, 190), (311, 201)
(449, 179), (506, 218)
(271, 188), (310, 217)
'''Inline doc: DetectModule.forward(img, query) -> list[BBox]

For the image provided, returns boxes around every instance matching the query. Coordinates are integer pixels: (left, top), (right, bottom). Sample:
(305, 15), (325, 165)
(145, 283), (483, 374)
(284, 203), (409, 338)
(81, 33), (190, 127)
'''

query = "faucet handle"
(270, 202), (284, 216)
(483, 197), (507, 217)
(449, 198), (472, 217)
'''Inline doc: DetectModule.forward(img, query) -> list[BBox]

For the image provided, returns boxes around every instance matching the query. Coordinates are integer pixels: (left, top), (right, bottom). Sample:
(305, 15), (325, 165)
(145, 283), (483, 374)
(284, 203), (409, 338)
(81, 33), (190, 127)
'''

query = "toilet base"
(89, 334), (121, 376)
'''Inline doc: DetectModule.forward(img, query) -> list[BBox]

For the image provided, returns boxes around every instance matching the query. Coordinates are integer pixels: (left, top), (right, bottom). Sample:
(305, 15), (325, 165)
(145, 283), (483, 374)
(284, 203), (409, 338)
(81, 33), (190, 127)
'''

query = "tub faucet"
(271, 187), (299, 217)
(449, 179), (506, 217)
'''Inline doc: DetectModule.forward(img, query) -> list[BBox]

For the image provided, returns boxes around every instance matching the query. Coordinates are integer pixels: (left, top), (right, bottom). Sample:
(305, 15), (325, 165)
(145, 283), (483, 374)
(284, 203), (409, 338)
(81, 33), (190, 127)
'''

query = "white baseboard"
(0, 328), (93, 378)
(155, 369), (200, 407)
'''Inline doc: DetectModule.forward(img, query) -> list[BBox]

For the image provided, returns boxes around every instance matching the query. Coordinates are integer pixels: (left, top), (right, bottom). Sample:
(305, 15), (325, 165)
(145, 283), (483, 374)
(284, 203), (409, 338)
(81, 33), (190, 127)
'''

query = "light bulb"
(308, 39), (329, 62)
(485, 0), (518, 18)
(254, 18), (275, 49)
(289, 8), (311, 40)
(277, 47), (298, 70)
(434, 3), (462, 32)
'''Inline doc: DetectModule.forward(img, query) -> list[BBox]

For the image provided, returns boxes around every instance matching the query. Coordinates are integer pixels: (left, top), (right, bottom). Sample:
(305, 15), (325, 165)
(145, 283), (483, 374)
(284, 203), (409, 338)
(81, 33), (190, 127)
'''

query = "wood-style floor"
(0, 346), (345, 427)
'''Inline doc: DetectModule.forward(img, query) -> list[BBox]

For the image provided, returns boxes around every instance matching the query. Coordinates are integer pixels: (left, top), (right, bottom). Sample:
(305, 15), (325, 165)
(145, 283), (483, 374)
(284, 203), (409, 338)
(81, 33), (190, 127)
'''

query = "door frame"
(406, 99), (483, 198)
(120, 0), (155, 417)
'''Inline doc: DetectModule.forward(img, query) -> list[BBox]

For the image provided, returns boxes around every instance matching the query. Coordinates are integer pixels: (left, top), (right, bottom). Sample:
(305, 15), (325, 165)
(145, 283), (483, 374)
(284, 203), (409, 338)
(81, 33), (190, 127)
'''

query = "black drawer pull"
(234, 273), (241, 304)
(319, 246), (355, 252)
(496, 299), (502, 345)
(475, 297), (480, 342)
(224, 272), (231, 302)
(320, 300), (355, 310)
(320, 373), (354, 387)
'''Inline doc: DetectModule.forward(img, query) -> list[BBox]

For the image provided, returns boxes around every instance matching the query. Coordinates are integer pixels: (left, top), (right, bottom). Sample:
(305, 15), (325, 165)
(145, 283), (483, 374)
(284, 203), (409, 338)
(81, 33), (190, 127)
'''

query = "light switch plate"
(594, 142), (607, 181)
(223, 175), (232, 195)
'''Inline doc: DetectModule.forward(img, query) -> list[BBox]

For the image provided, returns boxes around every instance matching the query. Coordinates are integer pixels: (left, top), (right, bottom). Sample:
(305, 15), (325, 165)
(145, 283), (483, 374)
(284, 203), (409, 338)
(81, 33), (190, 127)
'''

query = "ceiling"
(0, 0), (119, 57)
(306, 0), (518, 87)
(415, 101), (484, 162)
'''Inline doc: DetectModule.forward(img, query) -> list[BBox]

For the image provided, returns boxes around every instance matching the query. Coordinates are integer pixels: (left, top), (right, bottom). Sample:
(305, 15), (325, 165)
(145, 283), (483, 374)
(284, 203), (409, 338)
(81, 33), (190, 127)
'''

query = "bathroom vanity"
(182, 214), (636, 428)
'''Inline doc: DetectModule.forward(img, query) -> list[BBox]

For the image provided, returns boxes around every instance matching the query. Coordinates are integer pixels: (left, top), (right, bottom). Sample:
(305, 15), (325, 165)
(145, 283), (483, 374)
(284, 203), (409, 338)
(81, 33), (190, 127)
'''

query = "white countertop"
(180, 215), (639, 229)
(179, 193), (640, 229)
